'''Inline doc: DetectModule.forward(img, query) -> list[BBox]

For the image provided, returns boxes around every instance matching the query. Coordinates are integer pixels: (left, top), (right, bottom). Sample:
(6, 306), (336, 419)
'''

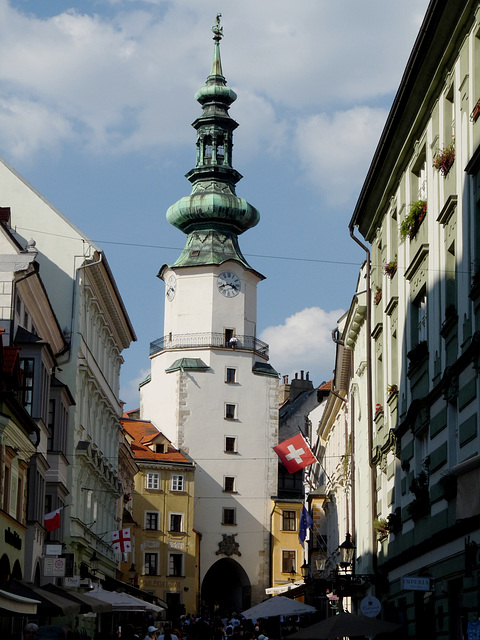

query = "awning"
(87, 588), (163, 613)
(0, 588), (40, 614)
(102, 575), (168, 609)
(42, 583), (112, 614)
(7, 581), (80, 616)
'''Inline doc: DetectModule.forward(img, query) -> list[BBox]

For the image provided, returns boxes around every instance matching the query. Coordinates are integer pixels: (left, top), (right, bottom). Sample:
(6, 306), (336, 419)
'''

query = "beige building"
(121, 416), (198, 617)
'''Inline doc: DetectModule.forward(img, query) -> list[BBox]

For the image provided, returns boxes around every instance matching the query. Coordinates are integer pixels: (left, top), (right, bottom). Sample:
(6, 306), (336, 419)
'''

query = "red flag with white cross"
(273, 433), (317, 473)
(111, 528), (132, 553)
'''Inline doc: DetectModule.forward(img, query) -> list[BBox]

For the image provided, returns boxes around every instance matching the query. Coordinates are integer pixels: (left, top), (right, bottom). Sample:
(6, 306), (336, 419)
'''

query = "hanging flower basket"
(433, 141), (455, 177)
(400, 200), (427, 241)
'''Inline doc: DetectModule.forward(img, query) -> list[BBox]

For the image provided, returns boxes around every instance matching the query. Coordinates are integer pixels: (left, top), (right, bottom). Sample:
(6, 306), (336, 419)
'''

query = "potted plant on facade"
(384, 257), (397, 278)
(407, 340), (428, 375)
(387, 384), (398, 400)
(400, 200), (427, 241)
(374, 286), (382, 305)
(433, 140), (455, 177)
(386, 508), (402, 535)
(374, 517), (389, 540)
(407, 469), (430, 521)
(375, 403), (383, 418)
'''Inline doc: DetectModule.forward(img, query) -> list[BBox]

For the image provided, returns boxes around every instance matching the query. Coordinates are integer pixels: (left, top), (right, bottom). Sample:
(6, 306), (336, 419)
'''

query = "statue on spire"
(212, 13), (223, 41)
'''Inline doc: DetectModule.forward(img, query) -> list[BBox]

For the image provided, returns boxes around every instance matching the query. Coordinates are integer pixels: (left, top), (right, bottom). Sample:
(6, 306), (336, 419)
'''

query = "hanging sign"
(360, 595), (382, 617)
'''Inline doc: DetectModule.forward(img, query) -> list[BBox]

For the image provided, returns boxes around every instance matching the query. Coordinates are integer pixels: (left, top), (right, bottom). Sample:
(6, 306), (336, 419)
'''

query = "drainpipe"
(348, 224), (377, 579)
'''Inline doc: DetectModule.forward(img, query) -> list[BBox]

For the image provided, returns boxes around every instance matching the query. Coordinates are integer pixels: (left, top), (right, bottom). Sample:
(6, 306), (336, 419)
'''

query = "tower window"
(204, 136), (212, 163)
(222, 508), (236, 525)
(225, 404), (236, 420)
(226, 368), (237, 384)
(225, 436), (237, 453)
(224, 476), (236, 492)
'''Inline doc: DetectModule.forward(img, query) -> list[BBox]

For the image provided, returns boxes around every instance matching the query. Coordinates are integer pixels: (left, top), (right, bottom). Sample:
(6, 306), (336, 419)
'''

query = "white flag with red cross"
(111, 528), (132, 553)
(273, 433), (317, 473)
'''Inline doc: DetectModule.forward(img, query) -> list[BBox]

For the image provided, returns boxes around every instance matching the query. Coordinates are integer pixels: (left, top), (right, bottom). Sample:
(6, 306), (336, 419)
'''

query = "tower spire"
(164, 17), (260, 272)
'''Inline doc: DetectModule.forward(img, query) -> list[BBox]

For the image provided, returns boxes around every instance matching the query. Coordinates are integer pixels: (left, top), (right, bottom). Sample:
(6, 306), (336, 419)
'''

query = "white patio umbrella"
(241, 596), (316, 619)
(88, 588), (163, 612)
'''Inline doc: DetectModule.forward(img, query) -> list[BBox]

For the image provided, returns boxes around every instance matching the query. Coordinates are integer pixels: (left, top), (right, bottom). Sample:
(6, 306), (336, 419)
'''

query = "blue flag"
(298, 505), (314, 546)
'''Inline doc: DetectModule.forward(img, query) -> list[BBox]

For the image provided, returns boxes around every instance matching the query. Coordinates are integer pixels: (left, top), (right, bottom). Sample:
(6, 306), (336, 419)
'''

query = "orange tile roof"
(120, 417), (192, 465)
(319, 380), (332, 390)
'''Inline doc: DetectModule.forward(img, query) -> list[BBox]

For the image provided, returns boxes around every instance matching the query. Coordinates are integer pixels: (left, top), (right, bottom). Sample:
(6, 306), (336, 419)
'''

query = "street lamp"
(338, 533), (355, 571)
(90, 550), (99, 575)
(128, 563), (137, 585)
(289, 566), (297, 583)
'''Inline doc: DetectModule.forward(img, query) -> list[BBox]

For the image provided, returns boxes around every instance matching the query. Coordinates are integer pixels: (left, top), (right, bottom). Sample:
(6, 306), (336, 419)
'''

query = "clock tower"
(140, 16), (279, 611)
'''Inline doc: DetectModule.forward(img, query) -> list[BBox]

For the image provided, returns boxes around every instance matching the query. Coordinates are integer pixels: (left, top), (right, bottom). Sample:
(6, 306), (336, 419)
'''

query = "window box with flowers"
(387, 384), (398, 401)
(400, 200), (427, 241)
(374, 286), (382, 306)
(384, 257), (397, 279)
(433, 141), (455, 177)
(374, 403), (383, 420)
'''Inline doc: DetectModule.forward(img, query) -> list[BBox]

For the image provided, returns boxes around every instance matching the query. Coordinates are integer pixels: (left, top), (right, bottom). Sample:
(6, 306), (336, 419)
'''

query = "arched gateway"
(201, 558), (251, 614)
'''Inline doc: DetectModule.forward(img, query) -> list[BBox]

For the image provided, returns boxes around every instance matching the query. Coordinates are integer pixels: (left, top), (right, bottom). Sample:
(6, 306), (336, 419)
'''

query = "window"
(222, 508), (236, 525)
(413, 289), (427, 345)
(282, 550), (296, 574)
(155, 444), (165, 453)
(225, 404), (236, 420)
(171, 475), (184, 492)
(20, 358), (35, 415)
(170, 513), (183, 532)
(282, 510), (296, 531)
(226, 368), (236, 384)
(47, 399), (55, 450)
(146, 472), (160, 490)
(168, 553), (184, 577)
(224, 476), (235, 492)
(225, 436), (237, 453)
(144, 553), (158, 576)
(145, 512), (159, 530)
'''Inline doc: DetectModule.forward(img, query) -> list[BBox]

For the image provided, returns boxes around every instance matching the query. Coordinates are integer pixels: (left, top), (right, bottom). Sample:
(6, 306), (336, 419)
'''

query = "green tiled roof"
(166, 358), (210, 373)
(252, 362), (280, 378)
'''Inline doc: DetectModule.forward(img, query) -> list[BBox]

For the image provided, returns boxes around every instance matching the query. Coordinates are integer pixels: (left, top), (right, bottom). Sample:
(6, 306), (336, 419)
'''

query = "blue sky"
(0, 0), (430, 407)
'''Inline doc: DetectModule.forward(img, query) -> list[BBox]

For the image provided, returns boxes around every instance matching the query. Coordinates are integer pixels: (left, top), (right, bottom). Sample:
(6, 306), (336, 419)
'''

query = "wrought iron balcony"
(150, 332), (269, 358)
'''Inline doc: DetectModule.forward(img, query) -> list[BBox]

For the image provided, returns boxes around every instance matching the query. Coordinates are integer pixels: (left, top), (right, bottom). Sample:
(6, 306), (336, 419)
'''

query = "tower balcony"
(149, 332), (269, 359)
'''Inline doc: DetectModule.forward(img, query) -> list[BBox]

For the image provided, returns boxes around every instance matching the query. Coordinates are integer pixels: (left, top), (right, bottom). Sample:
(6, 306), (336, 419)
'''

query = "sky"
(0, 0), (431, 408)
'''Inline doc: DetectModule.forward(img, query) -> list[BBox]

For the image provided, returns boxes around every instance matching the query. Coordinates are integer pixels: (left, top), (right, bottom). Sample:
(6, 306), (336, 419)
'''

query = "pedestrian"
(23, 624), (38, 640)
(228, 335), (238, 349)
(157, 625), (178, 640)
(144, 627), (158, 640)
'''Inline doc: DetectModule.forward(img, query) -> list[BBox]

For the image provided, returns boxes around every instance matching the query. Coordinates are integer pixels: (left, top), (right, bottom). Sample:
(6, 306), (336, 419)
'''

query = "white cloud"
(295, 106), (387, 206)
(0, 0), (428, 162)
(120, 367), (149, 408)
(260, 307), (344, 387)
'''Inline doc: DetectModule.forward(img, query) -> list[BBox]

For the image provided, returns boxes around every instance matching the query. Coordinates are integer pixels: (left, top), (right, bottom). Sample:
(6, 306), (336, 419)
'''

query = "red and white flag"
(273, 433), (317, 473)
(112, 528), (132, 553)
(44, 507), (63, 532)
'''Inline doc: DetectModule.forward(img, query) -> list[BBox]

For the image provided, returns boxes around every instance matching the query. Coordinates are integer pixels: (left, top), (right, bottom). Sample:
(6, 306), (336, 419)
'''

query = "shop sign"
(44, 557), (66, 577)
(401, 576), (432, 591)
(360, 595), (381, 617)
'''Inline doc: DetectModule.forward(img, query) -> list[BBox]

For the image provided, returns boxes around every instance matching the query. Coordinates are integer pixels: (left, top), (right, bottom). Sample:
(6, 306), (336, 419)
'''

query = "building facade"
(347, 1), (480, 637)
(139, 20), (279, 611)
(0, 153), (136, 584)
(121, 416), (197, 617)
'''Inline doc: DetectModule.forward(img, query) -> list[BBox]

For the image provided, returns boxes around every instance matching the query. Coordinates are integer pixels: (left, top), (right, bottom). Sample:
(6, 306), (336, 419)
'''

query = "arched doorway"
(201, 558), (251, 615)
(0, 554), (11, 583)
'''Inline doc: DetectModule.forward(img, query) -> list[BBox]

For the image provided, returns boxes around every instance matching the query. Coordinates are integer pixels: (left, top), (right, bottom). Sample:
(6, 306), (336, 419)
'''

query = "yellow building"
(269, 499), (305, 594)
(121, 416), (198, 617)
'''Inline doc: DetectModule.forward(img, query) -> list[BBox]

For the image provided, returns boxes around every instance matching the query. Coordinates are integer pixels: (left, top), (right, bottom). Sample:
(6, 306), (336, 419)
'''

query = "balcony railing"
(150, 332), (269, 358)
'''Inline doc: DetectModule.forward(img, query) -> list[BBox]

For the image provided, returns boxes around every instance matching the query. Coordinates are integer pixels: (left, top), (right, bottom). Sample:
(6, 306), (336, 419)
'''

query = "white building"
(0, 155), (136, 581)
(140, 20), (279, 611)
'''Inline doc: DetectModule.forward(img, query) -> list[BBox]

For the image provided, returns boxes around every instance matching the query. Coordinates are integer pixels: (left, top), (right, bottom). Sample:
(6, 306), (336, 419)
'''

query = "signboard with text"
(401, 576), (432, 591)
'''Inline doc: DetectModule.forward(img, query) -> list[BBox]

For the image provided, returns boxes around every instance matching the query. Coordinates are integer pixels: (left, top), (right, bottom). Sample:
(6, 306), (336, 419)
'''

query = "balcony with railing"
(150, 332), (269, 358)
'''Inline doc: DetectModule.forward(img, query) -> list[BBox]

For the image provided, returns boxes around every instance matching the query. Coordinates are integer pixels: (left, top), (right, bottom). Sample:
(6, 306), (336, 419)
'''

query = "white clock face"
(217, 271), (241, 297)
(166, 275), (176, 301)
